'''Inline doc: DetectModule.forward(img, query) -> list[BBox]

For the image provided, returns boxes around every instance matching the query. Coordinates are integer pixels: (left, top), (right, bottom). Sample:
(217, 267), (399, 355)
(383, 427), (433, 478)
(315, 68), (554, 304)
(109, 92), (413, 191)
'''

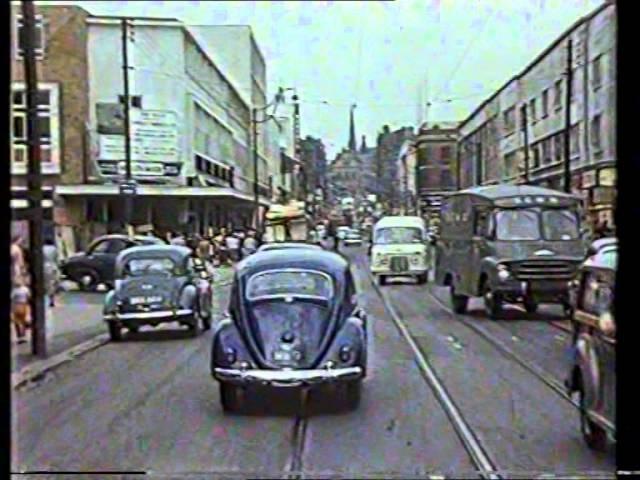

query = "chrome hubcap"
(81, 275), (93, 286)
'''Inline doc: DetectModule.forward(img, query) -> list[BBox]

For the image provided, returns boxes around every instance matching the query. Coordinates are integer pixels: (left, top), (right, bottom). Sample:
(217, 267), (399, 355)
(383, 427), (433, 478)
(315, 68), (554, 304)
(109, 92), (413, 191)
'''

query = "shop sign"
(582, 170), (597, 189)
(598, 168), (616, 187)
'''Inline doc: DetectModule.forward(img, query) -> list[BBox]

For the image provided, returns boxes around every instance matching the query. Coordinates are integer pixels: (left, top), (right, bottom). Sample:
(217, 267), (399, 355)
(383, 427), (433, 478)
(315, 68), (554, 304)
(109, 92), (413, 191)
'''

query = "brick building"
(375, 125), (415, 209)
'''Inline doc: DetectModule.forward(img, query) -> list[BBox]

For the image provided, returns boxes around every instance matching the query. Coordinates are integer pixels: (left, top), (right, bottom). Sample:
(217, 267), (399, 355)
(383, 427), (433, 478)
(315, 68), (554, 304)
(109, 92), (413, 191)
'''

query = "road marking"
(367, 270), (501, 480)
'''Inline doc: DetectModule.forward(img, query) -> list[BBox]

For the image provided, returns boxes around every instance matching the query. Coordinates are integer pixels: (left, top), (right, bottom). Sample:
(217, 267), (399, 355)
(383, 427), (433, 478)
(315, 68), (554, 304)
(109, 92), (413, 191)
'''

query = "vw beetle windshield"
(374, 227), (422, 244)
(246, 270), (333, 301)
(124, 258), (176, 276)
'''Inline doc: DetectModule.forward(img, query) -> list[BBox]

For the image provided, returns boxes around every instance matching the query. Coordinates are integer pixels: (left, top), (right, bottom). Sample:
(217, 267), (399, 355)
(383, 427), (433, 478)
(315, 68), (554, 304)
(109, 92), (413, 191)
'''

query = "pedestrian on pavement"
(43, 236), (60, 307)
(11, 235), (27, 288)
(242, 230), (258, 258)
(225, 231), (241, 263)
(11, 278), (31, 344)
(214, 228), (229, 265)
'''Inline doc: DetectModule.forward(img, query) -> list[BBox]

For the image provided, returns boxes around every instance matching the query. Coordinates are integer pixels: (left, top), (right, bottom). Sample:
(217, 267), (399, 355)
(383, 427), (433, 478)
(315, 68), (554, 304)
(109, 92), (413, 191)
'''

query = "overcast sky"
(47, 0), (605, 159)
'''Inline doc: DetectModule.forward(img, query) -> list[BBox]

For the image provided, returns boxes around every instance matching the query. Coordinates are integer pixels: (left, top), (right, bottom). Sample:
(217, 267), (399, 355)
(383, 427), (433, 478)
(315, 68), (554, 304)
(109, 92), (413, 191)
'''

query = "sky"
(46, 0), (605, 159)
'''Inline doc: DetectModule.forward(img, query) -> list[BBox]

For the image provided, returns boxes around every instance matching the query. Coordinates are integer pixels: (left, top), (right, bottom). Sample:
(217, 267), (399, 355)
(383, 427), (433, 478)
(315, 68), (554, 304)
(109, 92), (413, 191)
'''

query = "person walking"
(43, 237), (60, 307)
(242, 230), (258, 258)
(225, 231), (241, 263)
(11, 235), (27, 288)
(11, 278), (31, 344)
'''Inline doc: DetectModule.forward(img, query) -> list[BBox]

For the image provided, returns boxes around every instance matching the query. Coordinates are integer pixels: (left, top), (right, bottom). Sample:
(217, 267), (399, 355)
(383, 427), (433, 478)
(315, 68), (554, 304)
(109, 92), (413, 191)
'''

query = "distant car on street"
(103, 245), (212, 341)
(337, 226), (351, 240)
(60, 234), (166, 291)
(343, 228), (363, 246)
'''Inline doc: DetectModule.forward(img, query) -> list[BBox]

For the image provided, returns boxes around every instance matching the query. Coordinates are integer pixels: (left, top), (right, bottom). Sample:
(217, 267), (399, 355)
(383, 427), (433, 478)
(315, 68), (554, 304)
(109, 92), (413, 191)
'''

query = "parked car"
(210, 248), (368, 413)
(434, 185), (586, 318)
(103, 245), (212, 341)
(565, 238), (616, 451)
(343, 228), (363, 246)
(370, 216), (430, 285)
(60, 234), (166, 291)
(257, 242), (323, 253)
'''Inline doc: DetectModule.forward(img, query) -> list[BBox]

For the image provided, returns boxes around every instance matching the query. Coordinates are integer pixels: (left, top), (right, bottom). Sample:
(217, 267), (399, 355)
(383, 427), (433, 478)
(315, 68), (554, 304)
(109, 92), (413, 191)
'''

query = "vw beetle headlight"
(497, 264), (511, 282)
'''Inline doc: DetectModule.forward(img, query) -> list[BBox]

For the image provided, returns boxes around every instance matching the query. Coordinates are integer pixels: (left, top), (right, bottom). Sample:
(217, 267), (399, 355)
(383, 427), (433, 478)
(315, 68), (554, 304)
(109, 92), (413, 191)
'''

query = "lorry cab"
(434, 185), (586, 318)
(370, 216), (429, 286)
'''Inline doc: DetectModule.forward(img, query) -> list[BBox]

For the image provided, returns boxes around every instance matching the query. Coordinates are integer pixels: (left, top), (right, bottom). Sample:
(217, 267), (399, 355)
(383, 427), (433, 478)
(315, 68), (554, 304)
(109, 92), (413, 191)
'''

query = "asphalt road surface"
(12, 246), (615, 479)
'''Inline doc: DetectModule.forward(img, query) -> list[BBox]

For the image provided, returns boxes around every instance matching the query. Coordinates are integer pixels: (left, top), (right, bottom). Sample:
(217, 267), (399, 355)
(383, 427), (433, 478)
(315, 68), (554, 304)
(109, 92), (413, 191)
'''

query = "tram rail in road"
(365, 267), (503, 480)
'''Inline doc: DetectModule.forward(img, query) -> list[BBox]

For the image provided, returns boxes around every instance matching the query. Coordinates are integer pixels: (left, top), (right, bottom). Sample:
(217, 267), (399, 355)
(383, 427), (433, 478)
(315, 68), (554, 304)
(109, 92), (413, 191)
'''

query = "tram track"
(422, 286), (581, 411)
(366, 267), (502, 480)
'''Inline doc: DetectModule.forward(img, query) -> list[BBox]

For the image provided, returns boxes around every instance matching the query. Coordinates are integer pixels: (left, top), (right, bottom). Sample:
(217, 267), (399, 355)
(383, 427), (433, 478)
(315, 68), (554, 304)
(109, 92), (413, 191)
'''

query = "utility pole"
(121, 18), (135, 235)
(21, 0), (46, 357)
(252, 107), (260, 229)
(520, 103), (530, 184)
(563, 38), (573, 193)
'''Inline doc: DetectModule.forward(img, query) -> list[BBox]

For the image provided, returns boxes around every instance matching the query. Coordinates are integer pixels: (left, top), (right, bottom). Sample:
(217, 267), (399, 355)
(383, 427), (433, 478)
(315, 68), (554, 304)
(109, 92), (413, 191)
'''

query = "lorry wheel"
(524, 299), (538, 314)
(74, 269), (99, 292)
(220, 383), (243, 413)
(378, 275), (386, 286)
(579, 384), (607, 451)
(483, 283), (503, 320)
(450, 286), (469, 314)
(108, 323), (122, 341)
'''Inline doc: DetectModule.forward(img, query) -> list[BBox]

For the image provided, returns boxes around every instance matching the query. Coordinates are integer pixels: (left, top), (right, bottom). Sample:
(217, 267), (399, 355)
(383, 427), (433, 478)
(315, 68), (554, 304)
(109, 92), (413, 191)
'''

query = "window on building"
(542, 138), (551, 164)
(541, 89), (549, 117)
(532, 143), (541, 168)
(592, 55), (602, 89)
(15, 15), (45, 59)
(554, 134), (564, 162)
(554, 80), (563, 111)
(591, 115), (602, 150)
(570, 74), (576, 103)
(441, 146), (451, 161)
(11, 85), (55, 165)
(503, 107), (515, 135)
(118, 95), (142, 108)
(570, 124), (580, 155)
(529, 99), (537, 123)
(440, 169), (453, 188)
(503, 152), (516, 177)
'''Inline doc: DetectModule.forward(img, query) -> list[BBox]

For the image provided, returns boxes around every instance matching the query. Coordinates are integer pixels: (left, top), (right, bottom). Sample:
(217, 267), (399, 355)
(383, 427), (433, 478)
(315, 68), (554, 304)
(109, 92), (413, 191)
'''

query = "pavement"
(11, 250), (615, 478)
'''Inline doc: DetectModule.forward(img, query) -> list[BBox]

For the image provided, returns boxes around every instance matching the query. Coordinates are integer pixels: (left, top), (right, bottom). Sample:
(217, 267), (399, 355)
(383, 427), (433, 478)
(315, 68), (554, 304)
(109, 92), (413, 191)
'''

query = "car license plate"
(274, 351), (292, 362)
(131, 295), (163, 305)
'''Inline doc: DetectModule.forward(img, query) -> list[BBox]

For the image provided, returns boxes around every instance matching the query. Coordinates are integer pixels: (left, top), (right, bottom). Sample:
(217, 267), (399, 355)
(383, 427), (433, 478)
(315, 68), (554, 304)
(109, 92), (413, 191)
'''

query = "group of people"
(10, 234), (61, 344)
(165, 227), (262, 267)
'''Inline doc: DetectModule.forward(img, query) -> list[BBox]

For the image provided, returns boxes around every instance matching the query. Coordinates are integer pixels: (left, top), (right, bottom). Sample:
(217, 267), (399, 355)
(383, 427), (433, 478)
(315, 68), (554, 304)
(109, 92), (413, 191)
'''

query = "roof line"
(458, 1), (614, 130)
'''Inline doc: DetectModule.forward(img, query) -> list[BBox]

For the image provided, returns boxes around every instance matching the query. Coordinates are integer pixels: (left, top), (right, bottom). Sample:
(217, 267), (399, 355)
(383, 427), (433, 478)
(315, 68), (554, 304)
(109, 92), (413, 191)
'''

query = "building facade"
(10, 4), (92, 252)
(10, 6), (282, 252)
(299, 136), (328, 194)
(414, 122), (459, 224)
(397, 138), (418, 215)
(374, 126), (415, 209)
(458, 1), (616, 228)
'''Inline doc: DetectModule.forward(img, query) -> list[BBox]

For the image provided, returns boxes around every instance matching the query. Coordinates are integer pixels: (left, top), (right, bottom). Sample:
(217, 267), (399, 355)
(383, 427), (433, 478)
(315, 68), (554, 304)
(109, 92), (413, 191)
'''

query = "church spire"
(348, 104), (357, 151)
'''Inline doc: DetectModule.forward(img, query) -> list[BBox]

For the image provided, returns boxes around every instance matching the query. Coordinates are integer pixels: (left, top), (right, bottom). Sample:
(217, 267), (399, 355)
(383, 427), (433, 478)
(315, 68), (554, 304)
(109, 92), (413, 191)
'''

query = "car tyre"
(108, 323), (122, 342)
(74, 269), (100, 292)
(483, 282), (503, 320)
(579, 382), (607, 451)
(187, 315), (201, 336)
(128, 326), (139, 334)
(378, 275), (386, 286)
(344, 380), (362, 410)
(524, 299), (538, 314)
(220, 383), (243, 413)
(450, 285), (469, 314)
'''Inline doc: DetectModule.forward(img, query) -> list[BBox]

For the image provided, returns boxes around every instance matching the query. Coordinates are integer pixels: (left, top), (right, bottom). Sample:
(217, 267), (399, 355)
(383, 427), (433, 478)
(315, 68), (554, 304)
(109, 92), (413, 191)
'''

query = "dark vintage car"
(565, 238), (616, 450)
(60, 234), (167, 291)
(210, 248), (368, 413)
(256, 242), (323, 253)
(103, 245), (212, 341)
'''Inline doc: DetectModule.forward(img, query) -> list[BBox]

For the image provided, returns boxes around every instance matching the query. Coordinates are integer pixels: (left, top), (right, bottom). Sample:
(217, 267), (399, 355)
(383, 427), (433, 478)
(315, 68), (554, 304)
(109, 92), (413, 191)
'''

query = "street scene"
(11, 0), (618, 478)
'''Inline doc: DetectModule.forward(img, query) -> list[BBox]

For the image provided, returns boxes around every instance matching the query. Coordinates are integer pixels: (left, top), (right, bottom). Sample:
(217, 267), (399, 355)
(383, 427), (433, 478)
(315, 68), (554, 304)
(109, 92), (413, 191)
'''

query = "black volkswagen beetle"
(103, 245), (212, 340)
(211, 248), (368, 413)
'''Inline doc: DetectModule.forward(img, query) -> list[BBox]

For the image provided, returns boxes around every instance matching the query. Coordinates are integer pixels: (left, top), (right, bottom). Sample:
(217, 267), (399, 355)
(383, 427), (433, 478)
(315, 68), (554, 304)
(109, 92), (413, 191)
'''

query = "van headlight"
(497, 264), (511, 281)
(375, 253), (389, 265)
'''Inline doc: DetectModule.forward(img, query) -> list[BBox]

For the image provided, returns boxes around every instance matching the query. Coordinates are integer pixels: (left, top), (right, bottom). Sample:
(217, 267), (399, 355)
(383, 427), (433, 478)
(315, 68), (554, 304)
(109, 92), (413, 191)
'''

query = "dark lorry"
(435, 185), (586, 319)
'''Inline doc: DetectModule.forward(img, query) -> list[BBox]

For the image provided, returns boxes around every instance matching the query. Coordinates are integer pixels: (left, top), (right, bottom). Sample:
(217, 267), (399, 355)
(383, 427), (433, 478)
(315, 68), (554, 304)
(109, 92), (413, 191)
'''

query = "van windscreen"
(374, 227), (423, 244)
(495, 209), (540, 241)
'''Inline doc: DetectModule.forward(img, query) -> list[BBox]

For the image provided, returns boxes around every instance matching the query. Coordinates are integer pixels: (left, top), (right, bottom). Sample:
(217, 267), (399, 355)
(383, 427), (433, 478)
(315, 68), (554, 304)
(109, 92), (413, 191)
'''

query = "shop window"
(542, 138), (551, 164)
(570, 124), (580, 155)
(554, 135), (564, 162)
(529, 99), (537, 123)
(532, 143), (540, 168)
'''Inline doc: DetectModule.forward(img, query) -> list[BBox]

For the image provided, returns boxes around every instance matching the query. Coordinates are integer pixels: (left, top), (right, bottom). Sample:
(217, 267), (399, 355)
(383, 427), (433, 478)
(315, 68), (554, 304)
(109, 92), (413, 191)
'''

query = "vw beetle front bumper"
(213, 366), (363, 387)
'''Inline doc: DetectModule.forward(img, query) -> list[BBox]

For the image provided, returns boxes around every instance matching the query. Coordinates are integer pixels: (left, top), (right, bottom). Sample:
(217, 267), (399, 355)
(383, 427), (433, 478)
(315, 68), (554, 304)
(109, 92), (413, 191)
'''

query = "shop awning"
(55, 184), (271, 207)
